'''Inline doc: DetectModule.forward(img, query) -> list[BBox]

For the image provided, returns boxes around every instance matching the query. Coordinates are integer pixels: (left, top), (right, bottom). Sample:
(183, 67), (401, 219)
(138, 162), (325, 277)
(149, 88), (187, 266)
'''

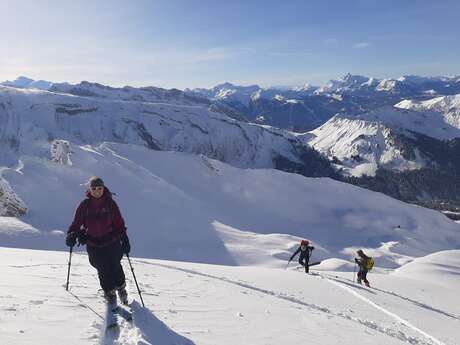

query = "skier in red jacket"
(288, 240), (315, 273)
(66, 177), (130, 309)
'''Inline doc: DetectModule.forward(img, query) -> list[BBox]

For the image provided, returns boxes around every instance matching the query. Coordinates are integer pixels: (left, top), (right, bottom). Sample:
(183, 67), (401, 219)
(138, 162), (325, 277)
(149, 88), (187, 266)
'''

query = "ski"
(106, 313), (119, 331)
(105, 306), (120, 331)
(114, 304), (133, 322)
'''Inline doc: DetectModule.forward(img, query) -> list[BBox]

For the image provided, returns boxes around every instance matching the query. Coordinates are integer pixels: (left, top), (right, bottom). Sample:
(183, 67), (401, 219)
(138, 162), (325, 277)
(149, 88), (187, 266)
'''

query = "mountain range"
(1, 75), (460, 216)
(1, 75), (460, 344)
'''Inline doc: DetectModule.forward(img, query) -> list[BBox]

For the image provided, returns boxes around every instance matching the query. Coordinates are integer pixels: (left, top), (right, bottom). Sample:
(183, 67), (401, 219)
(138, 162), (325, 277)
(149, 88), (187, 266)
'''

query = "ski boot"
(104, 289), (118, 311)
(117, 286), (129, 305)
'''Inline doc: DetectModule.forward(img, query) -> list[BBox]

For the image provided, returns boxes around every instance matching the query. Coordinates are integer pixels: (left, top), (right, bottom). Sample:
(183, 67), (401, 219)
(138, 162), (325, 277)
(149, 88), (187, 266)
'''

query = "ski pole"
(66, 246), (73, 291)
(353, 261), (356, 283)
(286, 261), (291, 270)
(126, 254), (145, 308)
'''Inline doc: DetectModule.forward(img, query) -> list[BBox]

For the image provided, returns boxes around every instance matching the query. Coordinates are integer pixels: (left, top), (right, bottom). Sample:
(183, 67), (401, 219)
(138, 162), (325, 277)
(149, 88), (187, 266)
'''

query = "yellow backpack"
(366, 257), (374, 271)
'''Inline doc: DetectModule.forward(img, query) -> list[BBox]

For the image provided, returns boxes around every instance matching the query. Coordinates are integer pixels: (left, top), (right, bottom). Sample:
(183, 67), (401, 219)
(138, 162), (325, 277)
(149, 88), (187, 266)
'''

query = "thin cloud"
(135, 47), (254, 66)
(353, 42), (372, 48)
(268, 51), (313, 57)
(324, 38), (338, 45)
(188, 47), (255, 63)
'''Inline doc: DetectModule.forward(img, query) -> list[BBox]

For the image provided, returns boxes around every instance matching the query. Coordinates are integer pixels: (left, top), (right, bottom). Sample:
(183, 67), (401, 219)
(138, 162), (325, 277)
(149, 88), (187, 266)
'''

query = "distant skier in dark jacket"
(288, 240), (315, 273)
(355, 249), (371, 287)
(66, 177), (131, 309)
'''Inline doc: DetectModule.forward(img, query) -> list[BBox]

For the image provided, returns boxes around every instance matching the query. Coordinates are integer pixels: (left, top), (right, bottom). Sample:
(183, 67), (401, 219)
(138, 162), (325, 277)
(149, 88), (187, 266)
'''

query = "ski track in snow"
(316, 273), (447, 345)
(100, 307), (142, 345)
(5, 258), (456, 344)
(66, 289), (104, 320)
(320, 273), (460, 321)
(134, 260), (441, 345)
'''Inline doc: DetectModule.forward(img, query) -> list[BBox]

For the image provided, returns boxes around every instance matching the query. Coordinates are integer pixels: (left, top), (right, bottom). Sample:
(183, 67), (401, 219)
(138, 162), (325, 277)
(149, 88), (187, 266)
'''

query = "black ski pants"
(357, 269), (369, 284)
(87, 241), (126, 293)
(299, 251), (310, 273)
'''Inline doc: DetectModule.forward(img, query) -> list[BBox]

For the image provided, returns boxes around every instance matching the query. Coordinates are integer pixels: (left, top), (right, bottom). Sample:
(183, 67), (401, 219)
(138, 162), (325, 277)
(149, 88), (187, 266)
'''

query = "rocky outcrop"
(0, 178), (27, 217)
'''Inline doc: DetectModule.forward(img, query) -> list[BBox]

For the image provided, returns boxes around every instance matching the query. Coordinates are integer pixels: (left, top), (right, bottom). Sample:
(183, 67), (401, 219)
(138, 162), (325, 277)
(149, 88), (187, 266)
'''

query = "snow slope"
(393, 250), (460, 287)
(1, 142), (459, 268)
(396, 94), (460, 129)
(306, 105), (460, 176)
(1, 247), (459, 345)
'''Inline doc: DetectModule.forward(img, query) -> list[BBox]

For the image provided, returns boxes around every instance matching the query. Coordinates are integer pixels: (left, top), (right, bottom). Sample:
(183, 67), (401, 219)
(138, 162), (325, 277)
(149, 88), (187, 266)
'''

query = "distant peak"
(341, 73), (370, 83)
(15, 76), (34, 83)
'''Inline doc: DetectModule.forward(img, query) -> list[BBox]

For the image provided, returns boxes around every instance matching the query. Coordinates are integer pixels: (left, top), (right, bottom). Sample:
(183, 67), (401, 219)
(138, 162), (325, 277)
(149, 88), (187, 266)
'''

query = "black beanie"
(89, 177), (104, 187)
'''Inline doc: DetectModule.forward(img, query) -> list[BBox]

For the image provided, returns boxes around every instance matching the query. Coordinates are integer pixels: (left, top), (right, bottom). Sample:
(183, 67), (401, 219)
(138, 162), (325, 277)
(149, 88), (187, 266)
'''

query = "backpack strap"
(81, 198), (90, 230)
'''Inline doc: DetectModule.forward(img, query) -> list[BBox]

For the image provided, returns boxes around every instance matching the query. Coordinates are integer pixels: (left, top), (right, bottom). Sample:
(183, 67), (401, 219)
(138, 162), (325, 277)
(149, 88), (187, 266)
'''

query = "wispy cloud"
(134, 47), (254, 66)
(267, 51), (313, 57)
(353, 42), (372, 48)
(324, 38), (338, 45)
(184, 47), (255, 63)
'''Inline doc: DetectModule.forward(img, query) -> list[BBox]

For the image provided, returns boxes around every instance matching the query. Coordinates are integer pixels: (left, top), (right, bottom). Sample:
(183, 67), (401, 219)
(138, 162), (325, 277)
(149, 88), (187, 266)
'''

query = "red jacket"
(68, 188), (126, 247)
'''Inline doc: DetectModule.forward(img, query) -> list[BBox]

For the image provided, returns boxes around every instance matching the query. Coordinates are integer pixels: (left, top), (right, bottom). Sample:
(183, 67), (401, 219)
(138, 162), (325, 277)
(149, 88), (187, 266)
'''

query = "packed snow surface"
(1, 247), (459, 345)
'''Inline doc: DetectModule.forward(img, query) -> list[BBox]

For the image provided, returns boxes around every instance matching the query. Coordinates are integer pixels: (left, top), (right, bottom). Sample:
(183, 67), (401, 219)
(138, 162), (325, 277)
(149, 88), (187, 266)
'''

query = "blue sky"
(1, 0), (459, 89)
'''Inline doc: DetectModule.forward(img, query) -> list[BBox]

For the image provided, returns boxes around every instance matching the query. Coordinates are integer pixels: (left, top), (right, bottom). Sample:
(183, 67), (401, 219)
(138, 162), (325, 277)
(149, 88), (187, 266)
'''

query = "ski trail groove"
(135, 260), (437, 345)
(66, 289), (104, 320)
(320, 272), (460, 321)
(317, 273), (447, 345)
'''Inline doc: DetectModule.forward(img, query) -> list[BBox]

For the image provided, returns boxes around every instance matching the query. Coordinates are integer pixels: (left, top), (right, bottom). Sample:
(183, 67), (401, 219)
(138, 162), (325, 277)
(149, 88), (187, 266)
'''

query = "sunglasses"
(90, 186), (104, 191)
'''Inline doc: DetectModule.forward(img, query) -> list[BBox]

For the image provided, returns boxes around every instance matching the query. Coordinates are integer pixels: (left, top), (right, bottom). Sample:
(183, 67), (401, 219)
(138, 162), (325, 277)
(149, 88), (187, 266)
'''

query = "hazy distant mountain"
(186, 74), (460, 132)
(1, 76), (54, 90)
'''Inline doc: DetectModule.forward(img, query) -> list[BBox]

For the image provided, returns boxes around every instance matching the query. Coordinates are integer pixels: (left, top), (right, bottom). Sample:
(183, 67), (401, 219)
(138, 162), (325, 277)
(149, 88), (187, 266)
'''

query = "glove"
(354, 258), (359, 263)
(66, 232), (77, 247)
(77, 232), (88, 246)
(120, 234), (131, 254)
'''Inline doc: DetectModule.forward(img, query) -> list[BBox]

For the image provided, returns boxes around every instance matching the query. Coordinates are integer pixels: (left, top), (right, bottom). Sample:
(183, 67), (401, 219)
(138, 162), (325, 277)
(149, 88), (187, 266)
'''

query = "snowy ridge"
(316, 74), (460, 96)
(396, 94), (460, 129)
(187, 82), (315, 106)
(0, 76), (54, 90)
(8, 74), (460, 134)
(306, 105), (460, 176)
(0, 85), (308, 170)
(50, 81), (209, 106)
(315, 73), (373, 94)
(355, 105), (460, 140)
